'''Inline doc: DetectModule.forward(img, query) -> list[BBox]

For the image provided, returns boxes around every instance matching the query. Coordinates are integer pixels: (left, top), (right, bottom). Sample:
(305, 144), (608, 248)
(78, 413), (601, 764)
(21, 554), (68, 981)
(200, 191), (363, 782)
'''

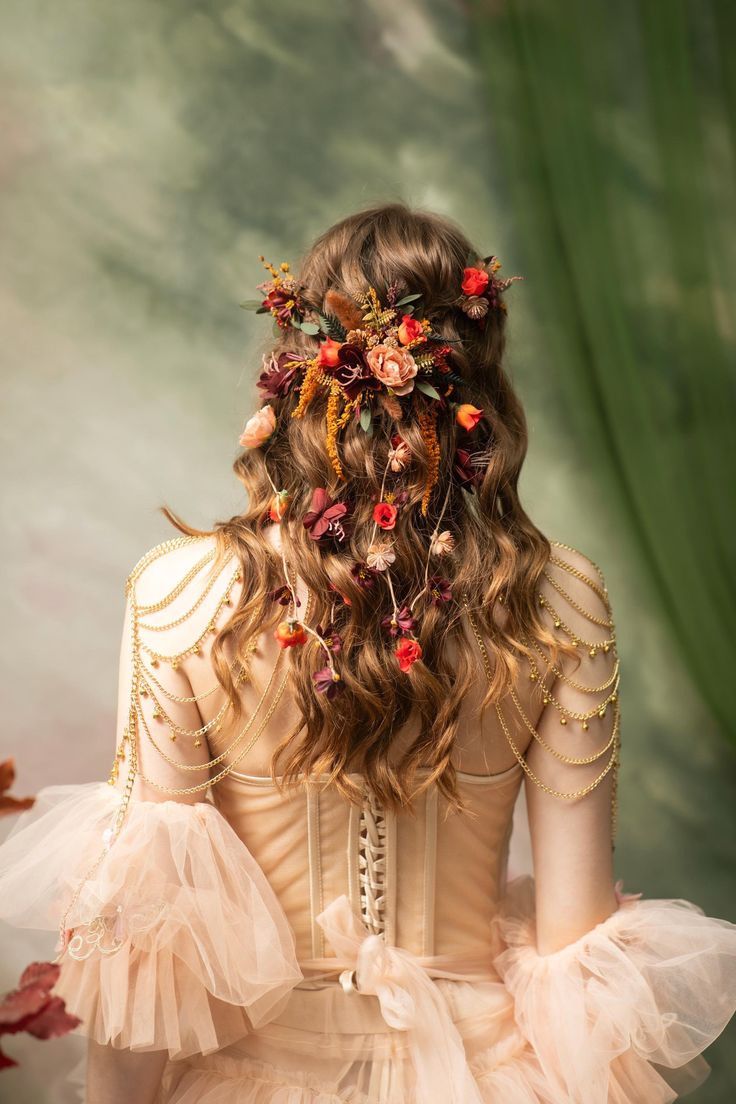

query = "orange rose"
(395, 636), (422, 672)
(455, 403), (484, 431)
(366, 344), (417, 396)
(317, 337), (343, 368)
(239, 404), (276, 448)
(274, 620), (308, 648)
(373, 502), (398, 530)
(397, 314), (424, 345)
(461, 267), (489, 297)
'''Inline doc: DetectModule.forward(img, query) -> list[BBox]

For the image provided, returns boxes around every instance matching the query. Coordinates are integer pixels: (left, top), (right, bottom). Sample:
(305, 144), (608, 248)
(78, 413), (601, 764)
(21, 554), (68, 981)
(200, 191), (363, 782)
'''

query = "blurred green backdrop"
(0, 0), (734, 1100)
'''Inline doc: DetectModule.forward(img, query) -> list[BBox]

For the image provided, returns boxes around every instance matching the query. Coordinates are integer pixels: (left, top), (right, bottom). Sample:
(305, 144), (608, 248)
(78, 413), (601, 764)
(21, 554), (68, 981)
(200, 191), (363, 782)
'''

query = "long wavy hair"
(164, 202), (561, 812)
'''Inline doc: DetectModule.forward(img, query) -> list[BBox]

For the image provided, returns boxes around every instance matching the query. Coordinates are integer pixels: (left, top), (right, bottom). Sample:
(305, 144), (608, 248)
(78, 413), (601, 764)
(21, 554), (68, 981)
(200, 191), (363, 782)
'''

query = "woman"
(1, 202), (735, 1103)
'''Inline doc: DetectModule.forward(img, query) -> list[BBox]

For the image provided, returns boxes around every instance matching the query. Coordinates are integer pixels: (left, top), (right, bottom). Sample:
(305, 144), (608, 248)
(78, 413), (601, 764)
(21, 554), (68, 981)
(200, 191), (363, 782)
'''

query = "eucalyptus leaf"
(415, 380), (442, 400)
(289, 316), (302, 329)
(395, 293), (422, 306)
(359, 406), (373, 432)
(300, 321), (320, 335)
(239, 299), (264, 310)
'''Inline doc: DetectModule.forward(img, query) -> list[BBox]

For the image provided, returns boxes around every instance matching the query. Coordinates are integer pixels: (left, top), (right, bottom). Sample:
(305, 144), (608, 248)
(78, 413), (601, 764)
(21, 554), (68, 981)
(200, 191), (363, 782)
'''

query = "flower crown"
(238, 253), (522, 693)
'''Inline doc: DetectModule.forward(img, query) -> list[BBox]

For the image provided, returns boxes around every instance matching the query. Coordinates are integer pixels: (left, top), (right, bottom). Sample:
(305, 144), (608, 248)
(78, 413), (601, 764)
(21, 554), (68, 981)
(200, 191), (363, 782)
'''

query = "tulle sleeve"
(0, 781), (303, 1058)
(0, 536), (303, 1059)
(491, 874), (736, 1103)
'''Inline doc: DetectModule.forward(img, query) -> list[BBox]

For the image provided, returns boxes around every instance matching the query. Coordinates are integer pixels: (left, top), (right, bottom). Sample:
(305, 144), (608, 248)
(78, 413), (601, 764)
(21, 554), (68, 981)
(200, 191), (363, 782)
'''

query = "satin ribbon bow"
(316, 894), (483, 1104)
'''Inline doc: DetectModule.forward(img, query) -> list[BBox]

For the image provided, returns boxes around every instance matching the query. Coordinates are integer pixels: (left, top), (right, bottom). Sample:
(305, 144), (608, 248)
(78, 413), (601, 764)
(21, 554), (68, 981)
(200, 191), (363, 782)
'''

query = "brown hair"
(164, 201), (559, 811)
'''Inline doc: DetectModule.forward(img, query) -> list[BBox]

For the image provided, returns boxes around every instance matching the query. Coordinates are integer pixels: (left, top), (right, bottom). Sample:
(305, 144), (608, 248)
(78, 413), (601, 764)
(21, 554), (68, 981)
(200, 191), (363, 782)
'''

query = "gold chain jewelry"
(525, 633), (620, 695)
(462, 591), (619, 845)
(138, 556), (235, 631)
(549, 545), (608, 603)
(140, 567), (242, 667)
(538, 593), (616, 654)
(541, 570), (613, 628)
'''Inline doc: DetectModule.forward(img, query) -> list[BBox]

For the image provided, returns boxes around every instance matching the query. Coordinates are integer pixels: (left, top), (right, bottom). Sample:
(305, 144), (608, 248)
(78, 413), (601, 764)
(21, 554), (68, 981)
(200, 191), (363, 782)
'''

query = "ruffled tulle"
(157, 875), (736, 1103)
(490, 874), (736, 1103)
(0, 783), (303, 1058)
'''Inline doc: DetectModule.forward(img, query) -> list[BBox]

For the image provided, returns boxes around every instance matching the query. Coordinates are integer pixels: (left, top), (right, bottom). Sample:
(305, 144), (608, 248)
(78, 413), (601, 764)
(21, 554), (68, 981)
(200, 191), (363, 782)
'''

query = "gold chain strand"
(140, 567), (242, 667)
(136, 668), (292, 795)
(506, 683), (617, 764)
(541, 570), (613, 628)
(538, 594), (616, 653)
(137, 643), (287, 769)
(126, 537), (208, 602)
(462, 595), (620, 821)
(550, 541), (607, 588)
(138, 555), (237, 632)
(141, 686), (232, 742)
(548, 552), (609, 604)
(533, 660), (620, 725)
(526, 633), (620, 694)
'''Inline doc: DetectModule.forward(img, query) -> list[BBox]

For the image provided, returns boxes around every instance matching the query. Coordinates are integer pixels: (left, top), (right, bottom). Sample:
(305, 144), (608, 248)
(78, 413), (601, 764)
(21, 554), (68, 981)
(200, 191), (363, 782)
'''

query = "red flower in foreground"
(395, 636), (423, 672)
(461, 267), (490, 297)
(373, 501), (398, 530)
(0, 962), (80, 1071)
(0, 759), (34, 818)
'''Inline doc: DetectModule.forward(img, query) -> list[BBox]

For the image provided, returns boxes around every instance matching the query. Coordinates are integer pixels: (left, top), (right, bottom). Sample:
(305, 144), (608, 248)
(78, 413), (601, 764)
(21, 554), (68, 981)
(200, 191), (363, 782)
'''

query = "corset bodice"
(213, 762), (523, 961)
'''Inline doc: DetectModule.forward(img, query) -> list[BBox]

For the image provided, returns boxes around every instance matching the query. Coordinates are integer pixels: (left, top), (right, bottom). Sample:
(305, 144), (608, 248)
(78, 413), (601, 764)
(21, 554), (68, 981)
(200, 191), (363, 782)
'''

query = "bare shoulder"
(125, 533), (236, 605)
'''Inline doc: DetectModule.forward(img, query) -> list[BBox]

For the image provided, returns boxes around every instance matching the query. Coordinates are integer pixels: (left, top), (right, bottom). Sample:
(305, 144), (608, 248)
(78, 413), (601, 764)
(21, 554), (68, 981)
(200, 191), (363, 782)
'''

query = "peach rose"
(397, 314), (424, 345)
(366, 344), (417, 395)
(239, 404), (276, 448)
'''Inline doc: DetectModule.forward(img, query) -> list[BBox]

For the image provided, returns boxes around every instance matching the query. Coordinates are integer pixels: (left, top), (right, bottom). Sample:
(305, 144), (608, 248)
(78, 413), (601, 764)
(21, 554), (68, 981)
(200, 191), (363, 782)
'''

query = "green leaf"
(289, 316), (302, 329)
(318, 313), (348, 341)
(239, 299), (264, 310)
(300, 321), (320, 335)
(395, 293), (422, 306)
(415, 380), (441, 400)
(359, 406), (373, 432)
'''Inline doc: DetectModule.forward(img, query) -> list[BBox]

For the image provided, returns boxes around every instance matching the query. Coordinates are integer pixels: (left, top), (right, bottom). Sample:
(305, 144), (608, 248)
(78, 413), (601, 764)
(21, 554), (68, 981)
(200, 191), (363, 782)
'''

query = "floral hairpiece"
(456, 252), (524, 325)
(239, 253), (520, 693)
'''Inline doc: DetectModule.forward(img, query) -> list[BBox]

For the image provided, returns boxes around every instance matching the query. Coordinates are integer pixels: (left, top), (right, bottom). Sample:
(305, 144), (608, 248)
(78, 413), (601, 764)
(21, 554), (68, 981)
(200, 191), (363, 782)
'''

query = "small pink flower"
(388, 437), (411, 472)
(239, 404), (276, 448)
(366, 344), (418, 395)
(366, 543), (396, 571)
(430, 530), (455, 556)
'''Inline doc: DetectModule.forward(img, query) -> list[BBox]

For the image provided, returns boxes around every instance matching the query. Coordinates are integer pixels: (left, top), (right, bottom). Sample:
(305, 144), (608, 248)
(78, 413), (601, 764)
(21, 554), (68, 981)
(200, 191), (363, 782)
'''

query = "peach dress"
(1, 534), (735, 1103)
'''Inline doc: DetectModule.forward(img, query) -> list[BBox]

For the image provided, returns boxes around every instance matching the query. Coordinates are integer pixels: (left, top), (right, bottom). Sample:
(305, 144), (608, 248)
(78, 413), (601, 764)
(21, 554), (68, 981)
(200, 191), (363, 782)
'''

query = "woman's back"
(1, 202), (734, 1104)
(124, 528), (617, 963)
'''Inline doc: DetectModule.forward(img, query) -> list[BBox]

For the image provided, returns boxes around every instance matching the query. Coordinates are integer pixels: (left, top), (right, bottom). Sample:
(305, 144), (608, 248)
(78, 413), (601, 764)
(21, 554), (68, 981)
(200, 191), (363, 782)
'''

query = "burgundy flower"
(381, 604), (417, 638)
(0, 961), (80, 1070)
(427, 576), (453, 605)
(350, 562), (379, 590)
(303, 489), (351, 543)
(453, 447), (485, 490)
(258, 281), (302, 328)
(313, 666), (344, 699)
(268, 584), (299, 606)
(316, 623), (343, 654)
(332, 344), (382, 400)
(257, 352), (302, 401)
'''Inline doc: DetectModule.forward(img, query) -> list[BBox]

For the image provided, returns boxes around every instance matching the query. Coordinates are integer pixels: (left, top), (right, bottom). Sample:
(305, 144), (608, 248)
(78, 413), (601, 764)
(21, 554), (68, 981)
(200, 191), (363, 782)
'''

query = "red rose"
(461, 267), (490, 297)
(397, 314), (424, 345)
(395, 636), (422, 672)
(317, 337), (343, 369)
(373, 502), (398, 530)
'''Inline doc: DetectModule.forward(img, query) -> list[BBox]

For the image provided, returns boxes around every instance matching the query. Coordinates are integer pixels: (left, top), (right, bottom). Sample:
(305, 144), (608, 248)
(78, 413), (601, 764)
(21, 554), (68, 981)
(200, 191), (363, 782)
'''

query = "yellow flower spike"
(325, 380), (346, 480)
(280, 262), (290, 272)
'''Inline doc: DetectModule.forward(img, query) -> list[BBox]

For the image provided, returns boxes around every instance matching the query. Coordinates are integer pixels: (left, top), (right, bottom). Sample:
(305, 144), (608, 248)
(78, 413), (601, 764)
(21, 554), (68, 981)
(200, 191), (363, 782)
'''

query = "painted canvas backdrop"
(1, 1), (734, 1099)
